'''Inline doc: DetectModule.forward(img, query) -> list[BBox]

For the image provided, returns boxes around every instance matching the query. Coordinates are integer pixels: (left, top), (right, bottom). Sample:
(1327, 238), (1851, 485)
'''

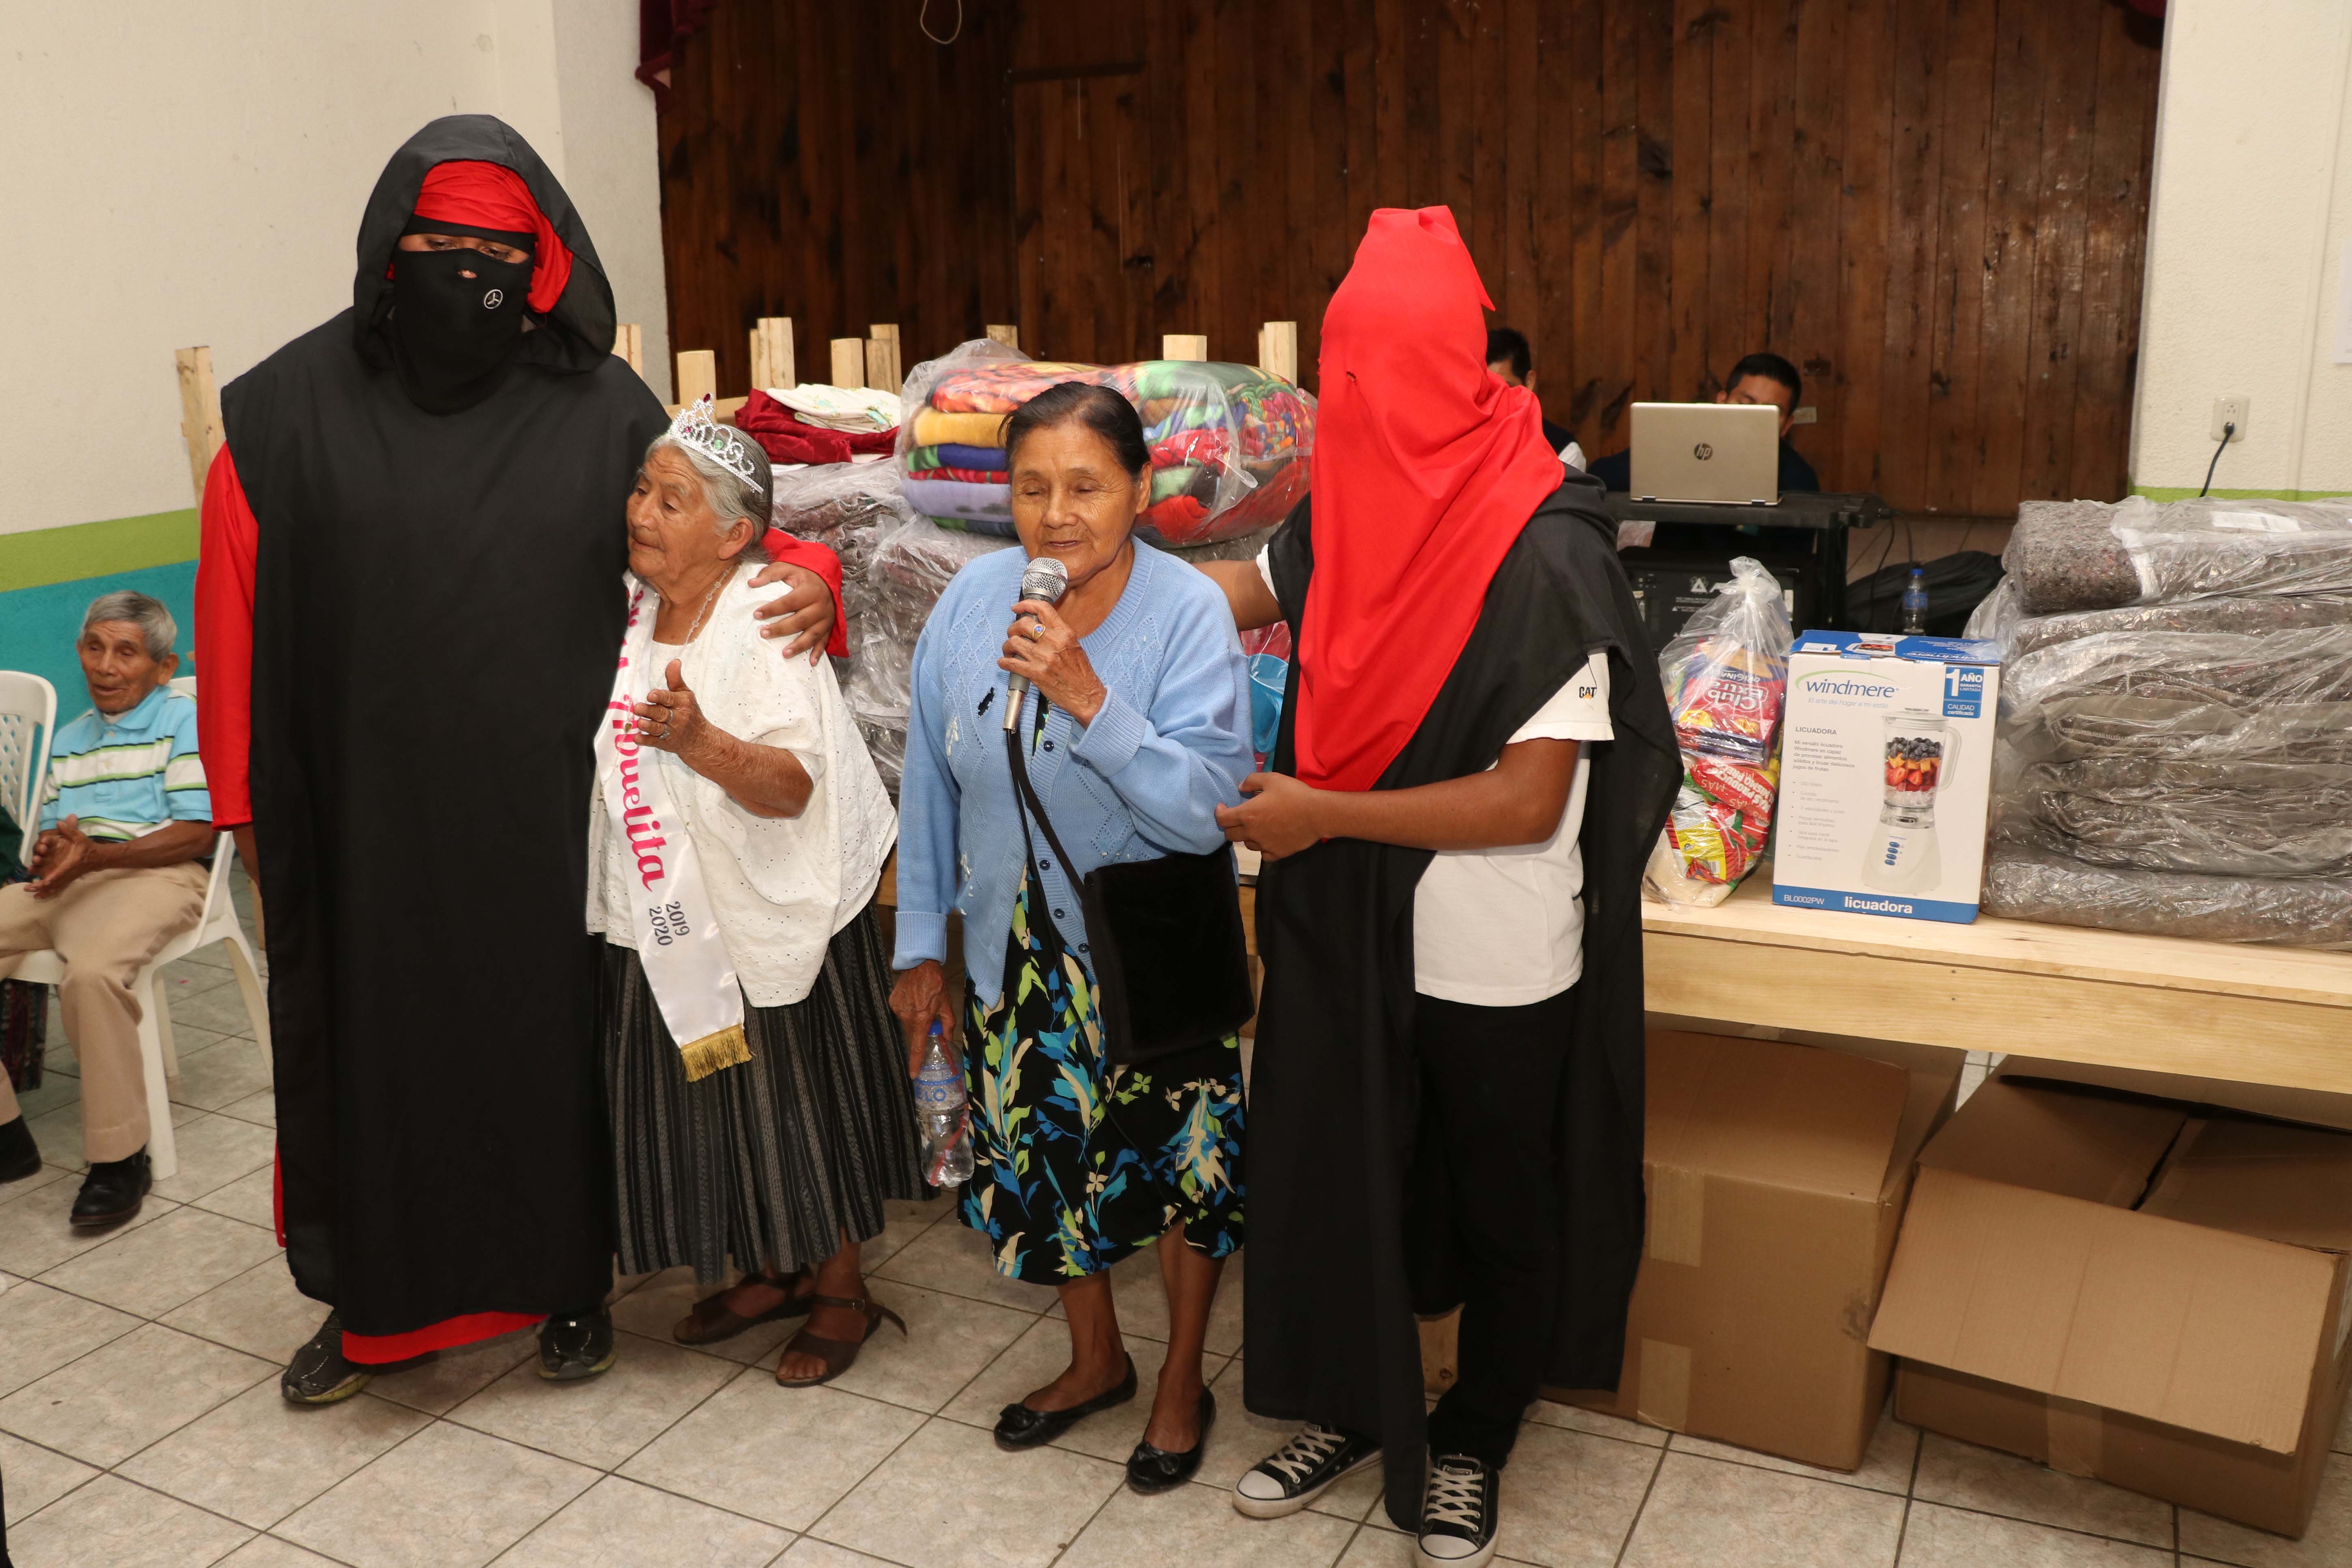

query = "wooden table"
(1641, 878), (2352, 1096)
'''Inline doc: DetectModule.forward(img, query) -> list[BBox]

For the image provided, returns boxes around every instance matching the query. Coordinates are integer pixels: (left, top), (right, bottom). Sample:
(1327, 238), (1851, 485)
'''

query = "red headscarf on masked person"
(410, 160), (573, 313)
(1292, 206), (1567, 793)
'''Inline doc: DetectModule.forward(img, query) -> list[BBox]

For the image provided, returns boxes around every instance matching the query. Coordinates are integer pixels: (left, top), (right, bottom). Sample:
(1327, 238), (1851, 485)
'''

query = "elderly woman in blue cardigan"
(892, 382), (1253, 1493)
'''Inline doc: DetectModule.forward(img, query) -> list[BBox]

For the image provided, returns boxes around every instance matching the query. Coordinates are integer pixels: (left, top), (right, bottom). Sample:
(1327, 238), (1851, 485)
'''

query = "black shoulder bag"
(1004, 725), (1255, 1066)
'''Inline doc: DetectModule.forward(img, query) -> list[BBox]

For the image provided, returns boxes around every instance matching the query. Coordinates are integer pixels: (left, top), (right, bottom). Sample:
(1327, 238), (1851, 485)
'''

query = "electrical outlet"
(2212, 395), (2250, 442)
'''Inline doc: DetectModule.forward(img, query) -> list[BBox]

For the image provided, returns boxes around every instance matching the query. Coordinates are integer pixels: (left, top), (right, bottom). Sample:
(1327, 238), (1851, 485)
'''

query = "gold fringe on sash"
(678, 1023), (752, 1082)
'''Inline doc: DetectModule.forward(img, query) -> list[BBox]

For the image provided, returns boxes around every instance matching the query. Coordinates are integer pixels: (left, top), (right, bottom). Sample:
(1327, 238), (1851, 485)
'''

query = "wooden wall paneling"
(1373, 0), (1408, 210)
(2018, 0), (2100, 504)
(1501, 0), (1541, 340)
(1185, 2), (1225, 359)
(1536, 0), (1583, 437)
(1279, 0), (1320, 378)
(1566, 0), (1608, 440)
(1836, 0), (1895, 498)
(1634, 0), (1675, 411)
(1703, 0), (1754, 422)
(1667, 0), (1714, 412)
(1596, 0), (1641, 453)
(1786, 0), (1849, 483)
(1972, 0), (2050, 515)
(1876, 0), (1948, 512)
(1223, 0), (1269, 365)
(1307, 0), (1357, 386)
(1924, 0), (1997, 513)
(2071, 2), (2162, 501)
(1745, 0), (1798, 375)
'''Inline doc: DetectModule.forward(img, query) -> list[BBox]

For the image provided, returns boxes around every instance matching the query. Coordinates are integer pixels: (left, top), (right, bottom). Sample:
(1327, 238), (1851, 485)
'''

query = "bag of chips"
(1645, 558), (1793, 906)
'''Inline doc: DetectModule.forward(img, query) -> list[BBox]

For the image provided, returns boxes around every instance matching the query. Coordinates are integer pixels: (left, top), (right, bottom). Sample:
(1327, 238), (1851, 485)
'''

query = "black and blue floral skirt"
(957, 877), (1246, 1283)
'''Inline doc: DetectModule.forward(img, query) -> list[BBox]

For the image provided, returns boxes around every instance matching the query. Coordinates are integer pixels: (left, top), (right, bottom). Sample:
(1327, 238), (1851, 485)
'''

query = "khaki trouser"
(0, 864), (208, 1162)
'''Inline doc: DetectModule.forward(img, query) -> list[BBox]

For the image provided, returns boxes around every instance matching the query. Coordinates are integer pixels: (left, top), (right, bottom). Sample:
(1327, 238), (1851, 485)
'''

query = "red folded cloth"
(736, 388), (898, 466)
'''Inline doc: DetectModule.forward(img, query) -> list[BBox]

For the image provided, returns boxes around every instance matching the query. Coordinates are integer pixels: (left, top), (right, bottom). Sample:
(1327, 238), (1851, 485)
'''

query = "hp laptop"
(1628, 402), (1782, 504)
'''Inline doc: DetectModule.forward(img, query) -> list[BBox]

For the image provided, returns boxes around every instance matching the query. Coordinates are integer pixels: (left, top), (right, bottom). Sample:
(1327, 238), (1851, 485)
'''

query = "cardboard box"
(1869, 1069), (2352, 1537)
(1551, 1028), (1960, 1471)
(1773, 630), (2001, 923)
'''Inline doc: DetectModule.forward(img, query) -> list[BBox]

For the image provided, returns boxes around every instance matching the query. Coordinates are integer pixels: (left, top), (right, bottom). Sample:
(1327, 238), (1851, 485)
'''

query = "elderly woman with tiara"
(589, 399), (919, 1387)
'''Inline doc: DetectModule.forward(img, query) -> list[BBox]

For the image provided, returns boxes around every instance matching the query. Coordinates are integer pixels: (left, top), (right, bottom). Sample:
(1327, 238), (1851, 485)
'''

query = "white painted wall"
(0, 0), (670, 539)
(2130, 0), (2352, 497)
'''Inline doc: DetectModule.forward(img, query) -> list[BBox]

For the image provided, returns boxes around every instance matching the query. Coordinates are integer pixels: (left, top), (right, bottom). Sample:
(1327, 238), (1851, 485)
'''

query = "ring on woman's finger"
(1027, 621), (1045, 639)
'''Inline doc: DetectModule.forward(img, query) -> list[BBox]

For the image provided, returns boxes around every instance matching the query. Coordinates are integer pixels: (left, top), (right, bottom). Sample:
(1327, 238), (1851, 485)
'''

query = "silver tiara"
(667, 396), (762, 492)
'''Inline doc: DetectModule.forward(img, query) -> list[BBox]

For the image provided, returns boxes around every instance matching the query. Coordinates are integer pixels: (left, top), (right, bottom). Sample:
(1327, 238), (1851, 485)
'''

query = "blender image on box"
(1862, 712), (1957, 893)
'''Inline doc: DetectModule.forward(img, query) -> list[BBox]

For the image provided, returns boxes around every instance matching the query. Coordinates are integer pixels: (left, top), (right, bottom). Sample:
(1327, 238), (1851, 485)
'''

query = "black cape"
(223, 117), (668, 1335)
(1240, 472), (1680, 1526)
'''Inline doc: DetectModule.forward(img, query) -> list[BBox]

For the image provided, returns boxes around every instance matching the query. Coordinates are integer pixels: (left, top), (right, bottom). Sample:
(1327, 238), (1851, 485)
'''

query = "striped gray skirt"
(600, 901), (924, 1282)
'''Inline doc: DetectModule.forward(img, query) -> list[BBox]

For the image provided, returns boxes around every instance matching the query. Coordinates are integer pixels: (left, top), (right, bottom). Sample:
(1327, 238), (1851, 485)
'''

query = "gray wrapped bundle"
(1983, 849), (2352, 949)
(2004, 497), (2352, 615)
(2010, 591), (2352, 658)
(1995, 757), (2352, 878)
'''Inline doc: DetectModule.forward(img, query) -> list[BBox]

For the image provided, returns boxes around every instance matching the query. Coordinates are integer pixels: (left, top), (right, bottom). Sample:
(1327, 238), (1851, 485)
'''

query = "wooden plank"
(1374, 0), (1408, 208)
(866, 323), (898, 392)
(1876, 0), (1948, 514)
(2018, 0), (2099, 503)
(2070, 5), (2163, 501)
(675, 348), (717, 408)
(1163, 333), (1210, 361)
(1260, 320), (1300, 383)
(1924, 0), (1996, 515)
(829, 338), (866, 389)
(1785, 0), (1849, 485)
(987, 324), (1023, 351)
(1666, 0), (1714, 406)
(1970, 0), (2049, 517)
(1535, 0), (1580, 441)
(1703, 0), (1752, 406)
(1744, 0), (1798, 366)
(174, 347), (224, 503)
(1501, 0), (1540, 355)
(1633, 0), (1676, 406)
(749, 317), (794, 391)
(614, 323), (645, 377)
(1836, 0), (1895, 497)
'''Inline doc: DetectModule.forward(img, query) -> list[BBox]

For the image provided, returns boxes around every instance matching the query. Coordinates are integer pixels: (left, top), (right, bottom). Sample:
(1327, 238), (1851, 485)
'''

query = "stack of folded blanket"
(1982, 495), (2352, 947)
(897, 347), (1315, 547)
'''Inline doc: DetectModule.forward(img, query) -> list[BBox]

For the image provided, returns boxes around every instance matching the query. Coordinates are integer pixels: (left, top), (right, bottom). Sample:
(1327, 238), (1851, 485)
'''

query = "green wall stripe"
(0, 509), (200, 592)
(2130, 485), (2352, 503)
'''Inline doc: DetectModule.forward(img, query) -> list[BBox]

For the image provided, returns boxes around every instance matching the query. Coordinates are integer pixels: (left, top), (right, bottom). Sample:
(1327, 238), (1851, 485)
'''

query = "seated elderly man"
(0, 592), (213, 1224)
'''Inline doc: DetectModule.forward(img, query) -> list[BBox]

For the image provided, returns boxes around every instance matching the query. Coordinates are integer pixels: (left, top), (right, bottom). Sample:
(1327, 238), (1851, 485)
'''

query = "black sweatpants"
(1414, 984), (1576, 1467)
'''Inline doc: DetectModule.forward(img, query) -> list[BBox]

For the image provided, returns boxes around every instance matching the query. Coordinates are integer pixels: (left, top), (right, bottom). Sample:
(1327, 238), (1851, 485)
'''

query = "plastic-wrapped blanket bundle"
(895, 338), (1314, 547)
(1644, 559), (1791, 907)
(843, 517), (1019, 792)
(769, 461), (920, 659)
(2004, 496), (2352, 615)
(1983, 850), (2352, 949)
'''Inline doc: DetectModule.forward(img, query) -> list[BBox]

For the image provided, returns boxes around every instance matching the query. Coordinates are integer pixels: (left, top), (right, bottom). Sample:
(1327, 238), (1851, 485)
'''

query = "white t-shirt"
(1559, 438), (1587, 472)
(1250, 547), (1613, 1007)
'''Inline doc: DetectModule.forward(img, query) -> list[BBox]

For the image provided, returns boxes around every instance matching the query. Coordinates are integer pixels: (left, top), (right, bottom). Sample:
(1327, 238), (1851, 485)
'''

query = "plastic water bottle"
(912, 1022), (973, 1186)
(1901, 567), (1929, 634)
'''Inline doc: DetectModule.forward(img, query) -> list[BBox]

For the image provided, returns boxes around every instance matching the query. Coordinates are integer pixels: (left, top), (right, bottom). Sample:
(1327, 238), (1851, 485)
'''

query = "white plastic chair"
(0, 670), (56, 836)
(10, 675), (268, 1181)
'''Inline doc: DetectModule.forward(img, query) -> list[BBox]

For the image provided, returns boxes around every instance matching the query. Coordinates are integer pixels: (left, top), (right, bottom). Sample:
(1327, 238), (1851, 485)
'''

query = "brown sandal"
(672, 1270), (814, 1347)
(773, 1294), (906, 1388)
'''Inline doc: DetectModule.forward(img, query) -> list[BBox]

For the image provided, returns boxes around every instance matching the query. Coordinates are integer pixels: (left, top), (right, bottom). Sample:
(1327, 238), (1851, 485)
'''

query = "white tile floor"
(5, 886), (2351, 1567)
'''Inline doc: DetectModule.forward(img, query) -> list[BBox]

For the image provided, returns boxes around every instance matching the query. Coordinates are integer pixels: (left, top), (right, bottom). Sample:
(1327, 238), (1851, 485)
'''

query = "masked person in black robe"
(194, 116), (844, 1404)
(1200, 207), (1678, 1566)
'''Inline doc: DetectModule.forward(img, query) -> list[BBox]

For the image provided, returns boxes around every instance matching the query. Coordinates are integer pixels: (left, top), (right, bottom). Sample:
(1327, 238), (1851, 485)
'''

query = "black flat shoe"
(1126, 1388), (1216, 1494)
(283, 1313), (372, 1406)
(0, 1116), (40, 1183)
(538, 1308), (617, 1380)
(993, 1354), (1137, 1451)
(70, 1149), (150, 1229)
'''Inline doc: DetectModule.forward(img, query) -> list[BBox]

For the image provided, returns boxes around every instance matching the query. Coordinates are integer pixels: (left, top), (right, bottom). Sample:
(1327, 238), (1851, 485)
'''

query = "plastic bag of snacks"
(894, 339), (1315, 548)
(1644, 558), (1793, 906)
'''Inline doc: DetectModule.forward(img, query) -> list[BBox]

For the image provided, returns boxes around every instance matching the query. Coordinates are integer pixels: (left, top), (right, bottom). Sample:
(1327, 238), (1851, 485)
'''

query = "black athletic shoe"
(0, 1116), (40, 1183)
(69, 1149), (150, 1229)
(282, 1313), (373, 1406)
(1415, 1453), (1500, 1566)
(537, 1308), (617, 1380)
(1232, 1423), (1382, 1518)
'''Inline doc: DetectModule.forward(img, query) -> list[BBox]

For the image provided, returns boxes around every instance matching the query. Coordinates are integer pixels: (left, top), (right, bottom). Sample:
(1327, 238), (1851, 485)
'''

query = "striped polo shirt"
(39, 685), (211, 842)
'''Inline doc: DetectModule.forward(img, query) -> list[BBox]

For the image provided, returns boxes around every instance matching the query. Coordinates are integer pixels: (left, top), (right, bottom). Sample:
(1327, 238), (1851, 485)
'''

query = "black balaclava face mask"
(390, 218), (535, 414)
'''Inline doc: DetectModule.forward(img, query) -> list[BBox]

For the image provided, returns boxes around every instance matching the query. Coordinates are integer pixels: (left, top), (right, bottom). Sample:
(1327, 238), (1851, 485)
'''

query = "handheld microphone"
(1002, 555), (1071, 731)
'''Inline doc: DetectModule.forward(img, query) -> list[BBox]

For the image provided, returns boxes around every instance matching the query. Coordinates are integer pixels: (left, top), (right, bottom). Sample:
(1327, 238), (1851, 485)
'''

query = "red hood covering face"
(1292, 205), (1566, 793)
(410, 159), (573, 313)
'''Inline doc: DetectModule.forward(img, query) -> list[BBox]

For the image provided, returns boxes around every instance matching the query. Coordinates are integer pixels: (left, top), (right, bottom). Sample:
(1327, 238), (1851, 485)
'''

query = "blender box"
(1771, 631), (2001, 923)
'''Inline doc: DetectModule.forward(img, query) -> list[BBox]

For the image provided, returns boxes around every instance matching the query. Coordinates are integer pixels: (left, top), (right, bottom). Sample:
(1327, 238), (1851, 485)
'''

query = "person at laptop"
(1484, 327), (1584, 470)
(1586, 352), (1819, 494)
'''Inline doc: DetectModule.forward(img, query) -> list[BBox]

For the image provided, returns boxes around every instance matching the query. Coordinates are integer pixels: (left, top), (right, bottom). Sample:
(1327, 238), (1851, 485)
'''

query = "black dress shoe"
(70, 1149), (150, 1229)
(0, 1116), (41, 1183)
(538, 1308), (617, 1380)
(282, 1313), (373, 1406)
(993, 1355), (1137, 1450)
(1126, 1388), (1216, 1494)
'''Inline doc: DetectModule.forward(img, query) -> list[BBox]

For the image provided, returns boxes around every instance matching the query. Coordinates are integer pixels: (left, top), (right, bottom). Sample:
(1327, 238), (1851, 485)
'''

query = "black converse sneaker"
(1416, 1453), (1500, 1566)
(1232, 1423), (1382, 1518)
